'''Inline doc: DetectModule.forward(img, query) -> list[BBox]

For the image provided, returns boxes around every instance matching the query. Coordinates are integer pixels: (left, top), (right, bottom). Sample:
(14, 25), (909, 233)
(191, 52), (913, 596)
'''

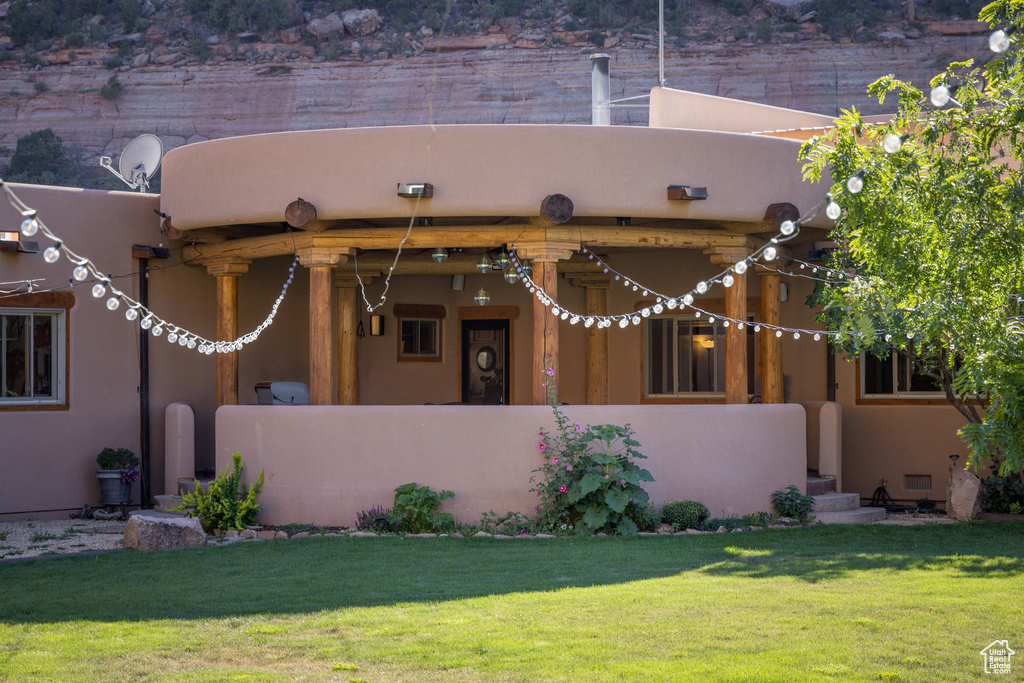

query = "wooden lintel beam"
(180, 225), (755, 265)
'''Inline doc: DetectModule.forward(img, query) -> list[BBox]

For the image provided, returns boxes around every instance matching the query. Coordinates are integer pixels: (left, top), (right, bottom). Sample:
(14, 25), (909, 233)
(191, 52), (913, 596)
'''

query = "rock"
(154, 52), (182, 65)
(405, 533), (437, 537)
(473, 531), (493, 538)
(595, 532), (607, 537)
(242, 529), (258, 539)
(123, 515), (208, 551)
(421, 35), (509, 51)
(107, 32), (144, 47)
(342, 9), (382, 37)
(308, 12), (346, 39)
(292, 531), (309, 538)
(296, 46), (316, 58)
(685, 528), (704, 534)
(764, 0), (814, 22)
(420, 26), (434, 36)
(450, 532), (464, 538)
(797, 11), (817, 23)
(946, 467), (982, 521)
(132, 53), (150, 67)
(140, 0), (156, 18)
(716, 525), (727, 533)
(280, 26), (304, 44)
(878, 31), (905, 46)
(274, 530), (289, 539)
(492, 533), (513, 539)
(236, 32), (260, 43)
(257, 530), (277, 540)
(535, 533), (555, 538)
(348, 531), (378, 537)
(206, 35), (220, 46)
(225, 529), (239, 538)
(93, 509), (120, 521)
(603, 35), (620, 49)
(904, 27), (922, 39)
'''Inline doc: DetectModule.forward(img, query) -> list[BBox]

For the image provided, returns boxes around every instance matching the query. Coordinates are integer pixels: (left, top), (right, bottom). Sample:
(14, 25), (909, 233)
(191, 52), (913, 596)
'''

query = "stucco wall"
(216, 403), (807, 526)
(0, 184), (215, 519)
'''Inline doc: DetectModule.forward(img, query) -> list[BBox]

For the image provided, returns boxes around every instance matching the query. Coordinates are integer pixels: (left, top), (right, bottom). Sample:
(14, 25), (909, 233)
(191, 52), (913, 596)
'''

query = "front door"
(461, 319), (510, 405)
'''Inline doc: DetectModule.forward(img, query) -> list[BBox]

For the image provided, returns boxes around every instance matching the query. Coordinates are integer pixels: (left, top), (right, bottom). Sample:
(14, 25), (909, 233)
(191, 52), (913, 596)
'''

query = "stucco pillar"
(706, 247), (750, 404)
(298, 248), (348, 406)
(517, 242), (577, 405)
(206, 258), (251, 408)
(760, 271), (783, 404)
(569, 274), (609, 405)
(335, 275), (362, 406)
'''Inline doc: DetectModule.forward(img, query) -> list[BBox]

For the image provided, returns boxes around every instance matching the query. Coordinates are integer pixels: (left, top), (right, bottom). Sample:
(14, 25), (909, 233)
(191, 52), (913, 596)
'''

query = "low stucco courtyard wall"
(216, 404), (806, 527)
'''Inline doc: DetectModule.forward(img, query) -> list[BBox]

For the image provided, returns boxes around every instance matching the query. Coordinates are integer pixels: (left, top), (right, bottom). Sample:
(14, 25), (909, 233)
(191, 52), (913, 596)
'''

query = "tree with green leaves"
(801, 0), (1024, 474)
(7, 128), (78, 187)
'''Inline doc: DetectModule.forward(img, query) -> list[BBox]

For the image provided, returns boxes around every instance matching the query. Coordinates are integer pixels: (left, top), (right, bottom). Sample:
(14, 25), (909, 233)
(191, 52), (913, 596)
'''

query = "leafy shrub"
(626, 502), (661, 532)
(812, 0), (890, 40)
(100, 74), (122, 100)
(186, 0), (302, 33)
(703, 516), (745, 531)
(390, 483), (453, 533)
(65, 33), (87, 48)
(754, 17), (772, 42)
(104, 56), (123, 69)
(980, 472), (1024, 513)
(661, 500), (708, 529)
(355, 504), (394, 533)
(916, 497), (936, 510)
(96, 447), (139, 470)
(771, 485), (815, 521)
(741, 511), (776, 526)
(172, 452), (264, 531)
(8, 128), (75, 185)
(532, 370), (655, 535)
(479, 510), (534, 535)
(32, 79), (47, 94)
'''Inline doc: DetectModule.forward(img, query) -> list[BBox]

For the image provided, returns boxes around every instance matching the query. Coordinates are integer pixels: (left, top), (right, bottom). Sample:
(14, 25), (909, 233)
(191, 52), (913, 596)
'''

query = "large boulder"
(123, 515), (208, 551)
(946, 467), (982, 521)
(342, 9), (382, 37)
(763, 0), (815, 22)
(308, 12), (346, 39)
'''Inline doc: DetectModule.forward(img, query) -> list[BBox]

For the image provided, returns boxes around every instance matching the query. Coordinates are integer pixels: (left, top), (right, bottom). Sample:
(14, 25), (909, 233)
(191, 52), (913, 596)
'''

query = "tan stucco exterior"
(0, 87), (975, 522)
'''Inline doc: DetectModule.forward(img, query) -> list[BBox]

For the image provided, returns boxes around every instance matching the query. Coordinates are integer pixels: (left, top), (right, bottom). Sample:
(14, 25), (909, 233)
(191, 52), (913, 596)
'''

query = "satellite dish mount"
(100, 134), (164, 192)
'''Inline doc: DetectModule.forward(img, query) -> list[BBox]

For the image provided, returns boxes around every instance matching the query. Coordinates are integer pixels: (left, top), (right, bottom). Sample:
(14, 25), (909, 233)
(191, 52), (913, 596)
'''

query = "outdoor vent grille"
(904, 474), (932, 491)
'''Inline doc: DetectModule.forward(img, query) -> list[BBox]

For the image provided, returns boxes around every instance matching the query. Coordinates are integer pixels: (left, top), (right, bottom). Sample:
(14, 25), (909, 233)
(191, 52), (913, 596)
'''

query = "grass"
(1, 522), (1022, 681)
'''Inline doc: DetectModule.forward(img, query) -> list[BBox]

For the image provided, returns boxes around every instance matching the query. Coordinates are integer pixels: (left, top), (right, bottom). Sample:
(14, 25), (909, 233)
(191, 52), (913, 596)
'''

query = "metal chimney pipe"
(590, 53), (611, 126)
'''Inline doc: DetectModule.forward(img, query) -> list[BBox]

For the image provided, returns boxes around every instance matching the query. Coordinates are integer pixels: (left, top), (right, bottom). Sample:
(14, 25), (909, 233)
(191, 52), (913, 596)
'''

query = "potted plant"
(95, 447), (140, 507)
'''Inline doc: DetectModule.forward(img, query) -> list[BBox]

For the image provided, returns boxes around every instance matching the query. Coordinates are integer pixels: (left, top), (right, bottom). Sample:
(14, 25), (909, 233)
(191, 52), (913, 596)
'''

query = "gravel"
(0, 520), (127, 560)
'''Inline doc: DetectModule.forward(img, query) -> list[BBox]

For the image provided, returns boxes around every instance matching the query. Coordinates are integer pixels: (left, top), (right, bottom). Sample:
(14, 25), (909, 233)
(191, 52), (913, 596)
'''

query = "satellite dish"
(100, 134), (163, 192)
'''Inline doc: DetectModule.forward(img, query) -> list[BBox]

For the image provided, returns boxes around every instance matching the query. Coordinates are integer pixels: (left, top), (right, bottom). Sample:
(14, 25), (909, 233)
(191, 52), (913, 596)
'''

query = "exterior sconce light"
(432, 247), (449, 263)
(397, 183), (433, 198)
(0, 230), (39, 253)
(667, 185), (708, 201)
(370, 315), (385, 336)
(474, 288), (490, 306)
(949, 454), (960, 466)
(476, 254), (493, 273)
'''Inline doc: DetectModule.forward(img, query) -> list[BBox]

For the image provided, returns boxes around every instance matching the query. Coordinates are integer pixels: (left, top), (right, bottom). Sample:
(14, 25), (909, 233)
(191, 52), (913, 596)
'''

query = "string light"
(1, 179), (299, 356)
(990, 29), (1010, 53)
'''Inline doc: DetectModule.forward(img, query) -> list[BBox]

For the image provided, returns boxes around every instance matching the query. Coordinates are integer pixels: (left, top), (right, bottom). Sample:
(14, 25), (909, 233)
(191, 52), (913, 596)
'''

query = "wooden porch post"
(517, 241), (577, 405)
(298, 248), (348, 406)
(206, 258), (250, 408)
(760, 272), (784, 403)
(335, 276), (361, 405)
(568, 274), (609, 405)
(706, 247), (750, 404)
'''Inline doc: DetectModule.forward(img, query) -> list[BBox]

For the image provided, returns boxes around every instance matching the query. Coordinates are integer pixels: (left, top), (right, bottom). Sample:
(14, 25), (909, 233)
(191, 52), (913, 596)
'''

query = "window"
(400, 318), (439, 358)
(645, 315), (756, 398)
(1, 307), (65, 406)
(861, 349), (943, 398)
(393, 303), (446, 362)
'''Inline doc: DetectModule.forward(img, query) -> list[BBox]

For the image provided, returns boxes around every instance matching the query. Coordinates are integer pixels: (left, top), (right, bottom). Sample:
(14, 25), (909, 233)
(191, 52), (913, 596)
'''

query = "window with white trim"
(645, 315), (756, 397)
(1, 308), (65, 405)
(861, 349), (943, 398)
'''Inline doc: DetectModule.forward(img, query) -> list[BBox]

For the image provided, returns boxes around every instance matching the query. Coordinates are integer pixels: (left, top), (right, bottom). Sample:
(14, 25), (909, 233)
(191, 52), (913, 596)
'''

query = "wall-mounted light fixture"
(780, 283), (789, 302)
(452, 274), (465, 291)
(370, 315), (385, 336)
(667, 185), (708, 201)
(397, 183), (433, 198)
(0, 230), (39, 253)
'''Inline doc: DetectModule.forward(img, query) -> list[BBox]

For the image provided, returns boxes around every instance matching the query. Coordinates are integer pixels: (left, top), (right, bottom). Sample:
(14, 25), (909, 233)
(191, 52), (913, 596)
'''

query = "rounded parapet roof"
(159, 124), (830, 232)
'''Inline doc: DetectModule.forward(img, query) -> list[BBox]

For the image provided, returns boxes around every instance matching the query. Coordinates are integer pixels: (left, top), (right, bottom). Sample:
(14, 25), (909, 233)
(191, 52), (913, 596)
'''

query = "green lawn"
(1, 522), (1022, 682)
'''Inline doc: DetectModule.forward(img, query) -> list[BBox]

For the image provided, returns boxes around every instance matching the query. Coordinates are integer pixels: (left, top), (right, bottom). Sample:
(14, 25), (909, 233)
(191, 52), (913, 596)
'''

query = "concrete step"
(812, 507), (887, 524)
(177, 478), (213, 496)
(153, 494), (192, 516)
(806, 476), (837, 496)
(812, 492), (861, 513)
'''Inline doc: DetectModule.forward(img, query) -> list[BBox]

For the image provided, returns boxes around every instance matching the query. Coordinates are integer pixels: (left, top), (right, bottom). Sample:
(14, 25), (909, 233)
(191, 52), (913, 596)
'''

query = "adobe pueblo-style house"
(0, 65), (970, 525)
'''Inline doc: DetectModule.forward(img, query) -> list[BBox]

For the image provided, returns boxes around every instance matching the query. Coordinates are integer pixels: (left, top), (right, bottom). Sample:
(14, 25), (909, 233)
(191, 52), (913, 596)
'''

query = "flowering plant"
(120, 468), (141, 485)
(531, 369), (654, 534)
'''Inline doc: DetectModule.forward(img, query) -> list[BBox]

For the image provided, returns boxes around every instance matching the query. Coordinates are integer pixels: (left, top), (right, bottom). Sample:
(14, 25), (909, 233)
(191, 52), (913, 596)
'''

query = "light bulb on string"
(793, 332), (800, 340)
(775, 329), (783, 338)
(618, 318), (629, 328)
(641, 308), (651, 318)
(187, 338), (197, 349)
(846, 173), (864, 194)
(930, 85), (950, 107)
(73, 264), (89, 281)
(882, 134), (905, 154)
(653, 303), (664, 314)
(494, 249), (510, 269)
(43, 244), (61, 263)
(476, 255), (492, 273)
(764, 246), (777, 261)
(584, 318), (594, 328)
(696, 281), (708, 294)
(504, 268), (519, 284)
(21, 217), (39, 237)
(151, 325), (163, 337)
(106, 296), (120, 311)
(92, 282), (106, 298)
(734, 260), (748, 275)
(826, 199), (841, 220)
(666, 298), (678, 309)
(722, 273), (734, 288)
(167, 330), (179, 343)
(125, 307), (139, 321)
(754, 325), (761, 333)
(474, 288), (490, 306)
(178, 335), (188, 347)
(814, 333), (821, 341)
(140, 315), (153, 330)
(990, 29), (1010, 53)
(682, 294), (693, 306)
(780, 220), (796, 236)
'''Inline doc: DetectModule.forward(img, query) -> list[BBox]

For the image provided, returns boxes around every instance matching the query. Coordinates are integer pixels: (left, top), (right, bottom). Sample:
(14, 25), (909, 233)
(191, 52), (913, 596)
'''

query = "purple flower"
(558, 485), (567, 493)
(566, 465), (573, 472)
(538, 443), (546, 452)
(604, 475), (609, 480)
(552, 456), (559, 465)
(546, 367), (555, 377)
(575, 423), (583, 431)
